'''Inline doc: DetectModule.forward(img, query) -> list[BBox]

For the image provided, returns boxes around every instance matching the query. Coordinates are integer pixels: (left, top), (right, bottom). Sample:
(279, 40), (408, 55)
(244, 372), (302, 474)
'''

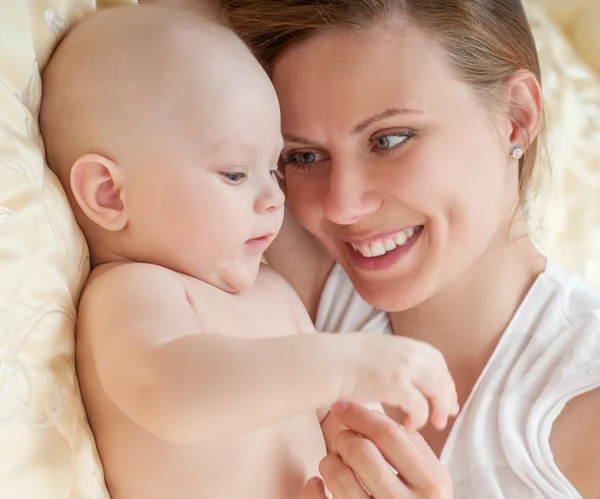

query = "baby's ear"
(70, 154), (128, 232)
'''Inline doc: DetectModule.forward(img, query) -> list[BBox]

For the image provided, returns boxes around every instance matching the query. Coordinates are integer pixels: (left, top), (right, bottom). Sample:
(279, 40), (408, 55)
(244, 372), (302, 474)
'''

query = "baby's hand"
(342, 335), (459, 431)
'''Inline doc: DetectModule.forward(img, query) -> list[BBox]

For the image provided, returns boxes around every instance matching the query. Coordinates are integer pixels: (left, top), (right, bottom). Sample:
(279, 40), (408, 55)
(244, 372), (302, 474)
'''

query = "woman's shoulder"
(536, 265), (600, 498)
(509, 261), (600, 378)
(445, 262), (600, 498)
(314, 263), (393, 334)
(514, 260), (600, 343)
(540, 260), (600, 324)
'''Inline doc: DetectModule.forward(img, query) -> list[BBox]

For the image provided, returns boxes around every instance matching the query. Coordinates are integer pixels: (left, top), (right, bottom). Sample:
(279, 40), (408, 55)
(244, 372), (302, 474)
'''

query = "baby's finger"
(425, 347), (459, 421)
(412, 365), (457, 430)
(299, 477), (329, 499)
(440, 371), (459, 428)
(398, 382), (430, 431)
(431, 378), (459, 430)
(427, 385), (454, 431)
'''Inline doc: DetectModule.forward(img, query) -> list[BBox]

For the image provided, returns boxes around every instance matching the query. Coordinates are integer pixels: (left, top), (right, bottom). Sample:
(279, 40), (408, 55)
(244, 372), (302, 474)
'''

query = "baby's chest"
(186, 285), (298, 339)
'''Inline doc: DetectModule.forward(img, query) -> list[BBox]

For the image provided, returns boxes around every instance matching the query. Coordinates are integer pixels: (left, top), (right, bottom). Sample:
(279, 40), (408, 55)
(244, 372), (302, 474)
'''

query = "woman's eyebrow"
(282, 107), (423, 146)
(352, 108), (423, 135)
(282, 133), (322, 147)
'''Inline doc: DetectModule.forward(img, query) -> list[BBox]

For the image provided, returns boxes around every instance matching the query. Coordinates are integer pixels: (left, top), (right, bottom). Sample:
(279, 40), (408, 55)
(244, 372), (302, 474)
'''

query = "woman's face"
(272, 25), (521, 311)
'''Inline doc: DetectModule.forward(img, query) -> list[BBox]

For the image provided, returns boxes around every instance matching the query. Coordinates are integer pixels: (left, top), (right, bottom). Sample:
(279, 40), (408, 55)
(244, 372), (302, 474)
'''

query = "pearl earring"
(510, 145), (524, 160)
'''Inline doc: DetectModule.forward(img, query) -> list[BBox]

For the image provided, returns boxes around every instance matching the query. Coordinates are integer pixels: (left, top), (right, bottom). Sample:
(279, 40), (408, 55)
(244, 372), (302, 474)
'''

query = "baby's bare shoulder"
(77, 262), (194, 345)
(255, 263), (295, 293)
(84, 261), (180, 290)
(256, 264), (315, 333)
(80, 262), (181, 311)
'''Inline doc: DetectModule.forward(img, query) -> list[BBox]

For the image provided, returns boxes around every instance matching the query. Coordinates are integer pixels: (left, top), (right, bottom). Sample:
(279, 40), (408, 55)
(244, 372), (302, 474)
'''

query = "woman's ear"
(504, 70), (543, 151)
(70, 153), (128, 232)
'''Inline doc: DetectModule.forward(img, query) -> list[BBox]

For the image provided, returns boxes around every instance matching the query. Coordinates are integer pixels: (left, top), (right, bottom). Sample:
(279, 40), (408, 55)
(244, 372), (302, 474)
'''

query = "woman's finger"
(330, 402), (443, 490)
(319, 453), (371, 499)
(333, 429), (411, 498)
(299, 477), (329, 499)
(406, 425), (439, 461)
(404, 430), (454, 495)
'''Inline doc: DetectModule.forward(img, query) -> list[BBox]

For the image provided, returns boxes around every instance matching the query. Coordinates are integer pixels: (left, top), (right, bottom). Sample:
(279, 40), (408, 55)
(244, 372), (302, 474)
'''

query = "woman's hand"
(300, 402), (453, 498)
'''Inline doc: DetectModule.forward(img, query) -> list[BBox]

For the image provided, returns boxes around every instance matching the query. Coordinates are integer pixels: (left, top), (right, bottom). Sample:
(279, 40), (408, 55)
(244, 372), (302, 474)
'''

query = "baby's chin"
(203, 261), (261, 294)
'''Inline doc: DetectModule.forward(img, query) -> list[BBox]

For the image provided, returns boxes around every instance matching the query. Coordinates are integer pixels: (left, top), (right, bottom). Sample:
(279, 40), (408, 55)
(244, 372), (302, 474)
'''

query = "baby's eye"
(371, 132), (412, 151)
(221, 172), (246, 184)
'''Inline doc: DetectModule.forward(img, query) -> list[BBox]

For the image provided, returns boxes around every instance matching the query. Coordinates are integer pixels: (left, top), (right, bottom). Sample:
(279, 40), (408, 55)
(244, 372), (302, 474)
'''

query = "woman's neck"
(390, 229), (546, 377)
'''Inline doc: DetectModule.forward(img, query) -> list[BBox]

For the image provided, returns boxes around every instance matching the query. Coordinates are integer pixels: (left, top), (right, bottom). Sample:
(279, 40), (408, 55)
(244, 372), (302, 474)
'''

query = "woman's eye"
(280, 151), (325, 172)
(222, 172), (246, 184)
(372, 132), (412, 151)
(297, 152), (319, 165)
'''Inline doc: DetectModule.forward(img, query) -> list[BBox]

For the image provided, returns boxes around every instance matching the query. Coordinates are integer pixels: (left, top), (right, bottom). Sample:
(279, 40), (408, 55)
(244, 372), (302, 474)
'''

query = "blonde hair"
(223, 0), (545, 206)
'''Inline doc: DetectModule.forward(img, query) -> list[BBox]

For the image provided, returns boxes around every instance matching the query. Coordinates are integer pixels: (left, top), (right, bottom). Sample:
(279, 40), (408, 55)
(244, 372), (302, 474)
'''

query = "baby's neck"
(88, 239), (132, 269)
(389, 232), (545, 376)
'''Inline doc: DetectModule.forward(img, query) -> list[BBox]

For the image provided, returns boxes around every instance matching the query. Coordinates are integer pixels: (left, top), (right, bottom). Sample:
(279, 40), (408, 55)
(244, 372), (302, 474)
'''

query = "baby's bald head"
(40, 4), (262, 190)
(40, 4), (281, 270)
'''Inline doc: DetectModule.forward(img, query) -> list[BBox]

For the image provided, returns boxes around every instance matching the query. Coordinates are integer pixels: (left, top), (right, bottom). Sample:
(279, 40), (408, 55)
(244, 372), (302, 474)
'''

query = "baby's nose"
(255, 180), (285, 213)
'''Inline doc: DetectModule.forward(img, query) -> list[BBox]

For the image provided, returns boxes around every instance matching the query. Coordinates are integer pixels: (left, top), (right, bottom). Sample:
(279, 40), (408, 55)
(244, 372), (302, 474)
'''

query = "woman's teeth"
(350, 227), (418, 258)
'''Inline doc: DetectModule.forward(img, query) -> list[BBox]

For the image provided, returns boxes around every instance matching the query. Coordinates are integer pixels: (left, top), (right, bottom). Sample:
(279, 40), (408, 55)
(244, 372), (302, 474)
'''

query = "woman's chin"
(337, 242), (434, 312)
(344, 267), (431, 313)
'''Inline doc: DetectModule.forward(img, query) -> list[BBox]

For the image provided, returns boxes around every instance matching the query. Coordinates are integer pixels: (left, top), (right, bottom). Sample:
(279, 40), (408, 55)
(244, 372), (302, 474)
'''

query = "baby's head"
(40, 5), (284, 293)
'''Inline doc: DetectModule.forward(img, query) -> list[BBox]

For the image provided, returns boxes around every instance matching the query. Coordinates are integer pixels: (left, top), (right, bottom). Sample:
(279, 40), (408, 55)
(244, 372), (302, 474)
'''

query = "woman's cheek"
(286, 177), (325, 226)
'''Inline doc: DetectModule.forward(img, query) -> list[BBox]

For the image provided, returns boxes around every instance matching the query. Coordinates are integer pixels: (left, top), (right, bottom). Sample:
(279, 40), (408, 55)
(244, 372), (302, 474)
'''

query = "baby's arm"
(282, 274), (386, 452)
(78, 262), (350, 444)
(81, 262), (457, 445)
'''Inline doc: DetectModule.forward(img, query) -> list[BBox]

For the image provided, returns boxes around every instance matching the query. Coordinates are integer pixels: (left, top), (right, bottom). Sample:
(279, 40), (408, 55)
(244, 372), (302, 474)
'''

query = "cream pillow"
(529, 0), (600, 76)
(524, 1), (600, 290)
(0, 1), (131, 497)
(529, 0), (590, 30)
(570, 1), (600, 76)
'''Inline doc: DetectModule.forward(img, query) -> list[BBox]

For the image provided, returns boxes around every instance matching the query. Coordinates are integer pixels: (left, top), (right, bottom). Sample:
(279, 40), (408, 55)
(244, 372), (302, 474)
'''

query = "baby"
(40, 5), (458, 499)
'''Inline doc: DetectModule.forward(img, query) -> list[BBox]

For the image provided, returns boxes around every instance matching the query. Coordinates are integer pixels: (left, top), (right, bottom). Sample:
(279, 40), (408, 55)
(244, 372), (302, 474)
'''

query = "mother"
(219, 0), (600, 497)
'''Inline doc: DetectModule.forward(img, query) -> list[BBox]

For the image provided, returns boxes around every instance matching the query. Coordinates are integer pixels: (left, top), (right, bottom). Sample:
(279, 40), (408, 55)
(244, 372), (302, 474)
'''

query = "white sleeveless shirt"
(314, 262), (600, 498)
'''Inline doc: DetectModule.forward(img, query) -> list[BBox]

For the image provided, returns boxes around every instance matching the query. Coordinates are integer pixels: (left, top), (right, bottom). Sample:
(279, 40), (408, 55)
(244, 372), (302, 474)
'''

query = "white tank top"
(315, 262), (600, 498)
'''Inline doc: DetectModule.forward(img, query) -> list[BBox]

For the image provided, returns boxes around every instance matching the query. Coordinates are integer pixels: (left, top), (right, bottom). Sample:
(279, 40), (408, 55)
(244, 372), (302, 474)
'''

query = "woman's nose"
(323, 165), (381, 225)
